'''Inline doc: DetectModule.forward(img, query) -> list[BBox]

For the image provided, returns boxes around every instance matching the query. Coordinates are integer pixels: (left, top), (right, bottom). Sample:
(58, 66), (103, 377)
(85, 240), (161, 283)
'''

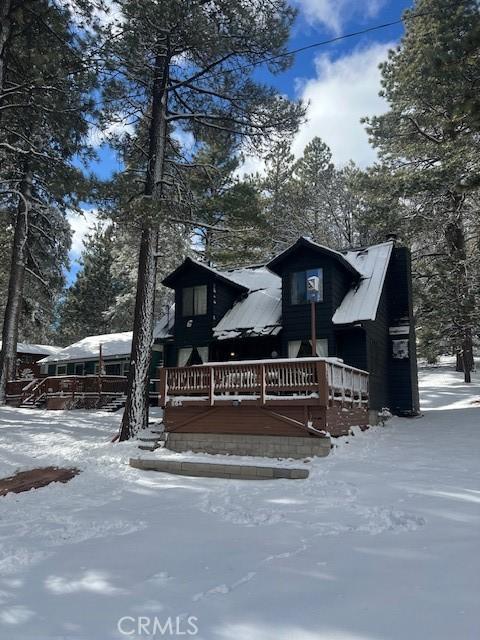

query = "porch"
(158, 357), (370, 450)
(5, 375), (159, 410)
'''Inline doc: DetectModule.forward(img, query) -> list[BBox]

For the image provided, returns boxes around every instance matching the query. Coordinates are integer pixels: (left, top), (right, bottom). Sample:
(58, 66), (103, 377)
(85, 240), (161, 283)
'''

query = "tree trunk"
(444, 198), (474, 384)
(455, 352), (463, 372)
(119, 45), (170, 440)
(461, 329), (473, 384)
(0, 170), (32, 404)
(0, 0), (12, 98)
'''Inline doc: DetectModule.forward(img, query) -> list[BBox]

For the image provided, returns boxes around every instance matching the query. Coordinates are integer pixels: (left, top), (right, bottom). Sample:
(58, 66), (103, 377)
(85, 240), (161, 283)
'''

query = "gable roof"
(38, 332), (133, 364)
(267, 236), (362, 278)
(162, 257), (248, 293)
(332, 241), (393, 324)
(0, 342), (62, 357)
(213, 267), (282, 340)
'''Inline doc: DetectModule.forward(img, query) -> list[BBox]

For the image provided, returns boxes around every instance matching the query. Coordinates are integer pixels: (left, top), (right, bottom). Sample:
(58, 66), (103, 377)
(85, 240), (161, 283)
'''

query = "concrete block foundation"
(165, 432), (331, 459)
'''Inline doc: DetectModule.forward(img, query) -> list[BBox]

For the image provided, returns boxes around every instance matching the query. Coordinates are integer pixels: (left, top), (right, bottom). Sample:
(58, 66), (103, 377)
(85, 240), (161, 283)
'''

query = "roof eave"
(162, 257), (248, 293)
(267, 237), (361, 278)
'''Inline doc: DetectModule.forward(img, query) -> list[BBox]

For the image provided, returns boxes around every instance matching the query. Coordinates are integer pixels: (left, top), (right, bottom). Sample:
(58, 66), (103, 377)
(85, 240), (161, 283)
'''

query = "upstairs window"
(182, 285), (207, 316)
(290, 268), (323, 304)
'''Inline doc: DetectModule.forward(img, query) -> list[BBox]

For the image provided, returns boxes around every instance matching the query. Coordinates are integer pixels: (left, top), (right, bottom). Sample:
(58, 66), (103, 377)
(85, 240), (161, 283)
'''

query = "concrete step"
(138, 435), (161, 442)
(138, 442), (162, 452)
(129, 458), (309, 480)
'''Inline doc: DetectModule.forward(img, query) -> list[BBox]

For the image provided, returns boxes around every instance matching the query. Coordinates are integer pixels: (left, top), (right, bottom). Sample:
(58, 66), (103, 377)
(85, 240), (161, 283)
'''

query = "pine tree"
(0, 1), (97, 401)
(189, 136), (267, 266)
(56, 225), (123, 345)
(260, 137), (370, 251)
(363, 0), (480, 381)
(102, 0), (306, 439)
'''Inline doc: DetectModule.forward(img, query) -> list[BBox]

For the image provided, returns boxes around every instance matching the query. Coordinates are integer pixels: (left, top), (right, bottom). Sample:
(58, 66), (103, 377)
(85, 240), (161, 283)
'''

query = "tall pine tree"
(57, 225), (123, 345)
(102, 0), (305, 438)
(363, 0), (480, 380)
(0, 0), (97, 401)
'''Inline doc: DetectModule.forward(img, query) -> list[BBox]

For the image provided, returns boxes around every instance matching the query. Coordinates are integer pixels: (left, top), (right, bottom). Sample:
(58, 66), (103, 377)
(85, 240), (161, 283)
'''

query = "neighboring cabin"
(0, 341), (62, 379)
(159, 236), (419, 415)
(37, 324), (172, 379)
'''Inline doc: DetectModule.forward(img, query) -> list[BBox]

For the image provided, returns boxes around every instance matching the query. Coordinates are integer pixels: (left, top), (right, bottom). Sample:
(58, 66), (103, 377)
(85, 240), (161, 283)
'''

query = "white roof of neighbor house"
(38, 332), (133, 364)
(212, 266), (282, 340)
(0, 342), (63, 357)
(333, 242), (393, 325)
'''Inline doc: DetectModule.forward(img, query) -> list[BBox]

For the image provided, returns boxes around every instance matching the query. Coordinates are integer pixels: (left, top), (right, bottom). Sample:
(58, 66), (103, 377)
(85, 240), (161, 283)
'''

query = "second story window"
(290, 268), (323, 304)
(182, 285), (207, 316)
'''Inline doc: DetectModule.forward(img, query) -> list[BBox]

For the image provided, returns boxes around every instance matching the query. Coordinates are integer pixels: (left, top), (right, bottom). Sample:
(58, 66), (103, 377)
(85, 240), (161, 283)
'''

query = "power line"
(202, 11), (428, 80)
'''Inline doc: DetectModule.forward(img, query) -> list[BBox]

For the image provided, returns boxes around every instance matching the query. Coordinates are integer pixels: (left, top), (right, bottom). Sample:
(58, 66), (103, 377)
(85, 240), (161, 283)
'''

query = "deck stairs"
(137, 423), (166, 452)
(103, 394), (127, 412)
(20, 393), (47, 409)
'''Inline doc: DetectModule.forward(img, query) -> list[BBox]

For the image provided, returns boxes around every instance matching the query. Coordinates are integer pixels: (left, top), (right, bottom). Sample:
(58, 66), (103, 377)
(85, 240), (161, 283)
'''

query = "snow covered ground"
(0, 362), (479, 640)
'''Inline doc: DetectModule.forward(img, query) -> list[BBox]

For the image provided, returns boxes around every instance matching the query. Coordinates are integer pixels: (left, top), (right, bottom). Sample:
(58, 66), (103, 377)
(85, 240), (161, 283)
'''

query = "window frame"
(289, 268), (324, 305)
(182, 284), (207, 317)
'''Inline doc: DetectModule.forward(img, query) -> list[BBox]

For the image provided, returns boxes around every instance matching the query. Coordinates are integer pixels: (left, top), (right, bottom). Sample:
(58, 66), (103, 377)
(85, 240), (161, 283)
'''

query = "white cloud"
(294, 0), (386, 35)
(291, 42), (392, 167)
(88, 117), (134, 148)
(67, 209), (98, 256)
(235, 154), (266, 178)
(238, 42), (391, 175)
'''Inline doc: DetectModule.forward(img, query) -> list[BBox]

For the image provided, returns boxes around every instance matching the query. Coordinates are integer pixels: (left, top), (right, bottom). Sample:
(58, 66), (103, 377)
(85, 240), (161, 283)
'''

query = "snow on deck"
(0, 361), (479, 639)
(38, 332), (133, 363)
(333, 240), (393, 324)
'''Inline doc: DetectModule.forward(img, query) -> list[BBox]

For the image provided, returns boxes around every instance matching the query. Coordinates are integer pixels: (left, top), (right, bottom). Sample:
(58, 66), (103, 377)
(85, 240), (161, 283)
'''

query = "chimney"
(385, 232), (398, 243)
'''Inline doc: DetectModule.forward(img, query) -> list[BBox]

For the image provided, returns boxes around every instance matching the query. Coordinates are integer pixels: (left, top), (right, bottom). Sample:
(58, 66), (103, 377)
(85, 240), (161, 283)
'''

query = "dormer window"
(182, 285), (207, 316)
(290, 268), (323, 304)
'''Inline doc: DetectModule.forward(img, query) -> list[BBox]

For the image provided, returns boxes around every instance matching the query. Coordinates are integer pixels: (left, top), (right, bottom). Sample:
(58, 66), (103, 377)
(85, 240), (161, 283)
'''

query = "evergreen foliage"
(363, 0), (480, 379)
(56, 225), (123, 345)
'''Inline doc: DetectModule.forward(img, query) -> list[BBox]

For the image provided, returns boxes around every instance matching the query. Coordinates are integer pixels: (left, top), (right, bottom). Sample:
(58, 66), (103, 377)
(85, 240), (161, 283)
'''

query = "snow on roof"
(38, 332), (133, 364)
(211, 265), (282, 340)
(218, 266), (279, 291)
(153, 306), (175, 340)
(0, 342), (63, 356)
(332, 242), (393, 325)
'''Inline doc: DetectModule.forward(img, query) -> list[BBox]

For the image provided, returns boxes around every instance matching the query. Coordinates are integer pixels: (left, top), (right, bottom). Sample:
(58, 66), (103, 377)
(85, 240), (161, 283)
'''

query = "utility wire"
(201, 11), (429, 80)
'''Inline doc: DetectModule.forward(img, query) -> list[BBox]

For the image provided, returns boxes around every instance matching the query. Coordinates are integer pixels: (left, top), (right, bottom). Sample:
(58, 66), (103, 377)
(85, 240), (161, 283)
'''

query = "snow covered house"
(157, 237), (419, 453)
(5, 322), (173, 409)
(0, 341), (62, 379)
(38, 332), (134, 377)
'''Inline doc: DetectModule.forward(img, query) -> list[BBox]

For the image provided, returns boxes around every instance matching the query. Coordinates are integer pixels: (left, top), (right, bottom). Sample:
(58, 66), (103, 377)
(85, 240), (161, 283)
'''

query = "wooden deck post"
(208, 366), (215, 406)
(159, 368), (168, 407)
(260, 364), (266, 405)
(316, 360), (329, 407)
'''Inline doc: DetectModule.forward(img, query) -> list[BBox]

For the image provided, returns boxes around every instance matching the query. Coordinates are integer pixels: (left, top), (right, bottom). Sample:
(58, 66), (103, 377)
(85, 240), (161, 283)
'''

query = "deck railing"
(158, 357), (369, 408)
(6, 375), (128, 404)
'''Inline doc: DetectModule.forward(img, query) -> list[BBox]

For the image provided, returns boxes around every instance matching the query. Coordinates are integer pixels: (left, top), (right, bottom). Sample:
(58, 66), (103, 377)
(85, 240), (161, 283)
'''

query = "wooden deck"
(159, 358), (370, 439)
(6, 375), (128, 408)
(158, 357), (369, 408)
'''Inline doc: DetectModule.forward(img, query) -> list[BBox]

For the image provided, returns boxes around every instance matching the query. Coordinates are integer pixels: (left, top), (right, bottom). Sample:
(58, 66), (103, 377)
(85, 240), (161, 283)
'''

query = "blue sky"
(67, 0), (413, 281)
